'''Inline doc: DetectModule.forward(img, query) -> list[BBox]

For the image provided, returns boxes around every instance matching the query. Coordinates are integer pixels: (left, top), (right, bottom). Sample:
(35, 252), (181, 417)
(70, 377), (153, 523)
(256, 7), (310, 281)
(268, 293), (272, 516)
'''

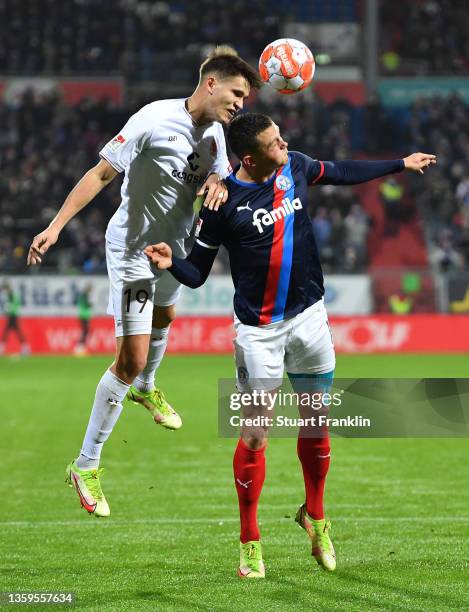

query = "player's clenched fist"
(27, 227), (60, 265)
(144, 243), (173, 269)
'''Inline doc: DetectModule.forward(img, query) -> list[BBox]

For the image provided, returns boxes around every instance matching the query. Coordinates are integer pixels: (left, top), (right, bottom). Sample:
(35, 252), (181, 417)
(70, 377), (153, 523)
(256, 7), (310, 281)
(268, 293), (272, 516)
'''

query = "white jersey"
(100, 98), (230, 250)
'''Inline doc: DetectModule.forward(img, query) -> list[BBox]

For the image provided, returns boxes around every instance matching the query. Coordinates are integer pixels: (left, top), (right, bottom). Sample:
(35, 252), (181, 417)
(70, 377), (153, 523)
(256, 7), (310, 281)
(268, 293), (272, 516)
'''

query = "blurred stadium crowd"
(1, 0), (467, 78)
(0, 0), (356, 80)
(380, 0), (469, 75)
(0, 0), (468, 276)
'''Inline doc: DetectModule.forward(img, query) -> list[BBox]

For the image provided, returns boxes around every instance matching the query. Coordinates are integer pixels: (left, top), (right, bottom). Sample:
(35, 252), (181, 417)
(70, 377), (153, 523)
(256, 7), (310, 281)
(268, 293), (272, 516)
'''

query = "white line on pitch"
(0, 516), (468, 527)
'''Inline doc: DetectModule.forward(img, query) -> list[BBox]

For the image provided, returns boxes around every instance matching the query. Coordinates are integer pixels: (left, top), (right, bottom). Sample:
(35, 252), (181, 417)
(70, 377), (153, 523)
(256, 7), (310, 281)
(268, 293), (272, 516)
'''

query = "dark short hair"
(227, 113), (273, 159)
(199, 45), (262, 90)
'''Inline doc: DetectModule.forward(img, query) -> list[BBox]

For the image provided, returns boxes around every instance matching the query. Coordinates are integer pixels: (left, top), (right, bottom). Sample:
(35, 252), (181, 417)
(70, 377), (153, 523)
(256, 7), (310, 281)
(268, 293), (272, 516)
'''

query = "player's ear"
(242, 153), (256, 170)
(206, 75), (216, 95)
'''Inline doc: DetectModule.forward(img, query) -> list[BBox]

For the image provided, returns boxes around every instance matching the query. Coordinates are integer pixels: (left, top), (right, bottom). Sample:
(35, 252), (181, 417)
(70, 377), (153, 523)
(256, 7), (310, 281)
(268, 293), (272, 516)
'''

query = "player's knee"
(152, 304), (176, 328)
(115, 350), (148, 381)
(242, 431), (267, 450)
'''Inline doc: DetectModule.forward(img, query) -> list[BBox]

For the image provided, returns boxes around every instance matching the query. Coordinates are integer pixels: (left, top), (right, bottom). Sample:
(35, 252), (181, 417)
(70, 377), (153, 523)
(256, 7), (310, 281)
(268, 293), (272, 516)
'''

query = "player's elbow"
(186, 269), (210, 289)
(94, 159), (118, 185)
(186, 276), (206, 289)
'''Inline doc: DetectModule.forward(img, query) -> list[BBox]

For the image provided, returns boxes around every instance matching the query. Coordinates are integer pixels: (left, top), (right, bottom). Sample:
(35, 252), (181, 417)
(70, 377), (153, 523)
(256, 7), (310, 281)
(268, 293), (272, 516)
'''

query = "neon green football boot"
(127, 386), (182, 430)
(65, 461), (110, 517)
(237, 541), (265, 578)
(295, 504), (336, 571)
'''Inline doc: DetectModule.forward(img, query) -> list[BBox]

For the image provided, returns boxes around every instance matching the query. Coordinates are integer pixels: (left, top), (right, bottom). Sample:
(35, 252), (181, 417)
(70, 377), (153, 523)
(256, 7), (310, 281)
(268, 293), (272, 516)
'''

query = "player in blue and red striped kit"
(145, 113), (436, 578)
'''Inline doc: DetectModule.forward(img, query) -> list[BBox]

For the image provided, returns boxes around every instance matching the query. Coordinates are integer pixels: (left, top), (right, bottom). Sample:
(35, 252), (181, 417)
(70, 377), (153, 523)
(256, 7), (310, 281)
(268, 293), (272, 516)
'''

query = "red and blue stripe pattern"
(259, 161), (296, 325)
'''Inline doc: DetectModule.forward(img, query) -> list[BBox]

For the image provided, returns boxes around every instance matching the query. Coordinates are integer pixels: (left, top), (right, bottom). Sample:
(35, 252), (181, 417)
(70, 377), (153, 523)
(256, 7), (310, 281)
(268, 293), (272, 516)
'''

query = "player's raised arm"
(27, 159), (118, 265)
(147, 203), (225, 287)
(309, 153), (436, 187)
(144, 241), (218, 289)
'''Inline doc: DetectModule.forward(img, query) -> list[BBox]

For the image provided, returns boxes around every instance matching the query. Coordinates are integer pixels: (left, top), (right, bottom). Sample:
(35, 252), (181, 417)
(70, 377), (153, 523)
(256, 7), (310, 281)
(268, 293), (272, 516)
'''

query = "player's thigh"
(114, 333), (151, 373)
(152, 303), (176, 328)
(106, 241), (155, 338)
(234, 321), (287, 392)
(151, 264), (182, 328)
(285, 300), (336, 375)
(153, 240), (184, 310)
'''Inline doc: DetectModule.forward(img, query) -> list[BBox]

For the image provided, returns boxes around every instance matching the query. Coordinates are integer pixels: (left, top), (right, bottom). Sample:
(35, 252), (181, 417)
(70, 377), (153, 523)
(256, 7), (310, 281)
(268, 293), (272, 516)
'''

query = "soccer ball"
(259, 38), (315, 95)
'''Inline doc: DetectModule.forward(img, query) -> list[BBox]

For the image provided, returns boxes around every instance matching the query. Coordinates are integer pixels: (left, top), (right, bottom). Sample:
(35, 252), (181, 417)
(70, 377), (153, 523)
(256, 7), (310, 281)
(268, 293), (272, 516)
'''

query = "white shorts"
(106, 240), (183, 337)
(234, 299), (336, 392)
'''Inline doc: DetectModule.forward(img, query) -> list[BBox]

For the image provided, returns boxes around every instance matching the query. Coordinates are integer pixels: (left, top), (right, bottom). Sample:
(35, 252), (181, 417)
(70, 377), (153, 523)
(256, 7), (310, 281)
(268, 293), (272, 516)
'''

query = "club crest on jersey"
(108, 134), (126, 152)
(252, 197), (303, 234)
(275, 175), (292, 191)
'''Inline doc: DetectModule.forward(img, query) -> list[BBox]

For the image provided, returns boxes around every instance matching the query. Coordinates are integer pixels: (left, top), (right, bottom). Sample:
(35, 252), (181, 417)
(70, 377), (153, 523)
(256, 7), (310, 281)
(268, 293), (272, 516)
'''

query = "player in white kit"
(27, 47), (261, 517)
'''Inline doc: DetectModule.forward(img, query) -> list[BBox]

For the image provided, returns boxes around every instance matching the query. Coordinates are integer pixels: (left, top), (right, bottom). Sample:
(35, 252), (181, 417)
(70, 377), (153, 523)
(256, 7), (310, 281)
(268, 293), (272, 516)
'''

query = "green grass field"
(1, 354), (468, 611)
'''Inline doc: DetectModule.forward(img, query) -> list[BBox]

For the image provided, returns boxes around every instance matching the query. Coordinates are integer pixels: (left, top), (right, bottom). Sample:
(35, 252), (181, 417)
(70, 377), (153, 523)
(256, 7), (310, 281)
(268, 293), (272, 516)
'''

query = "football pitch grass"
(1, 354), (468, 611)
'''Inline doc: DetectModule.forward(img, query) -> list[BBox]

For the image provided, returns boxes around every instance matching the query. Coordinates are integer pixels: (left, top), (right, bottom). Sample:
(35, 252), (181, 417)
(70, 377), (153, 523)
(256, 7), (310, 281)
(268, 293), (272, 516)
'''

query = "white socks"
(133, 326), (170, 393)
(76, 369), (130, 470)
(76, 326), (170, 470)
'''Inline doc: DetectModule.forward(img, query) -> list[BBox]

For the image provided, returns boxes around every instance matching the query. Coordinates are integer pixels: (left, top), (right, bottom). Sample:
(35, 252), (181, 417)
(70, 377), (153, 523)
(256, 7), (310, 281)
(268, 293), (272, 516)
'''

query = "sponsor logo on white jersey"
(171, 152), (205, 184)
(108, 134), (126, 152)
(252, 197), (303, 234)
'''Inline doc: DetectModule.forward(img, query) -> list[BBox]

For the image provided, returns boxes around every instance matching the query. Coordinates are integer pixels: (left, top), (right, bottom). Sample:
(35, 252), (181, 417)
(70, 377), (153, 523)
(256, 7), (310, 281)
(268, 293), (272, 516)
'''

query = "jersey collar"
(228, 162), (285, 188)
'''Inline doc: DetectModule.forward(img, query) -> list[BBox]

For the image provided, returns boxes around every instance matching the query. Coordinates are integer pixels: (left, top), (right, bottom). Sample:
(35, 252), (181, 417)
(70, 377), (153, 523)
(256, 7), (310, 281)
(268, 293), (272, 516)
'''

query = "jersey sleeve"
(292, 151), (404, 186)
(99, 106), (153, 172)
(194, 206), (224, 250)
(208, 125), (231, 179)
(169, 243), (218, 289)
(291, 151), (325, 185)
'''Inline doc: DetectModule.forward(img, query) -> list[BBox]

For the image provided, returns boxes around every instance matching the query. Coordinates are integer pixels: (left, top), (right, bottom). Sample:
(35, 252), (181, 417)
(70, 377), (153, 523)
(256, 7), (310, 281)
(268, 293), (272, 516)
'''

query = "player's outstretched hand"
(197, 173), (228, 211)
(144, 243), (173, 269)
(27, 227), (60, 266)
(403, 152), (437, 174)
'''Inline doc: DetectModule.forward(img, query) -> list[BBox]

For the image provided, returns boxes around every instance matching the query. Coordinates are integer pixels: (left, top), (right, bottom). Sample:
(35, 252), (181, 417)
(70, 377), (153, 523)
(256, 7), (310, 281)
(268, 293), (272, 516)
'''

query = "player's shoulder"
(136, 98), (185, 117)
(222, 173), (256, 213)
(202, 118), (225, 141)
(289, 150), (318, 168)
(289, 151), (322, 180)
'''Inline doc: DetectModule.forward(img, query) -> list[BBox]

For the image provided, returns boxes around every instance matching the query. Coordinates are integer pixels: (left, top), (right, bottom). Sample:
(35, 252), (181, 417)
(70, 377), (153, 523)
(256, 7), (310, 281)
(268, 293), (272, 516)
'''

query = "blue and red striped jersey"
(196, 151), (326, 326)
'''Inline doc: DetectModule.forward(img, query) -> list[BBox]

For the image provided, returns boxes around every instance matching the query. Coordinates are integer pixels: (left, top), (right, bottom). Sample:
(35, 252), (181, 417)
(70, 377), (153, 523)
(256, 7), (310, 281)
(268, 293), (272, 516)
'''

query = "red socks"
(297, 435), (331, 520)
(233, 438), (266, 543)
(233, 434), (330, 540)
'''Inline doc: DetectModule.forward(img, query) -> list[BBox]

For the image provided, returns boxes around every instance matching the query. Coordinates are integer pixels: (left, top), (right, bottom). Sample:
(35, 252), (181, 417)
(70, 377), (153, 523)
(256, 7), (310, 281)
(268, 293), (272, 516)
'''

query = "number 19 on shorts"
(123, 288), (150, 314)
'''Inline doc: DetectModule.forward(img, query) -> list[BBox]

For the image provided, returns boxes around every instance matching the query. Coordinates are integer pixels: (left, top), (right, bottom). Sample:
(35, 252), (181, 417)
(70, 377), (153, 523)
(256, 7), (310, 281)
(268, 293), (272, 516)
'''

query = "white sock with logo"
(76, 369), (130, 469)
(133, 326), (170, 393)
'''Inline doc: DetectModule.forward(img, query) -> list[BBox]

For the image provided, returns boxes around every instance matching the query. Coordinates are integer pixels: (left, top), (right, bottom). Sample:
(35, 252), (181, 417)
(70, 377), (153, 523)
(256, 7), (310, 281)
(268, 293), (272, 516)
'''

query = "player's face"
(254, 123), (289, 168)
(209, 75), (250, 125)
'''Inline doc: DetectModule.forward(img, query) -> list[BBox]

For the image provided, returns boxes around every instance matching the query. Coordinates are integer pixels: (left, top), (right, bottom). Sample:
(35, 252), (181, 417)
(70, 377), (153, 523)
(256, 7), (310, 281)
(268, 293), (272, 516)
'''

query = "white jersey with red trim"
(100, 98), (230, 251)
